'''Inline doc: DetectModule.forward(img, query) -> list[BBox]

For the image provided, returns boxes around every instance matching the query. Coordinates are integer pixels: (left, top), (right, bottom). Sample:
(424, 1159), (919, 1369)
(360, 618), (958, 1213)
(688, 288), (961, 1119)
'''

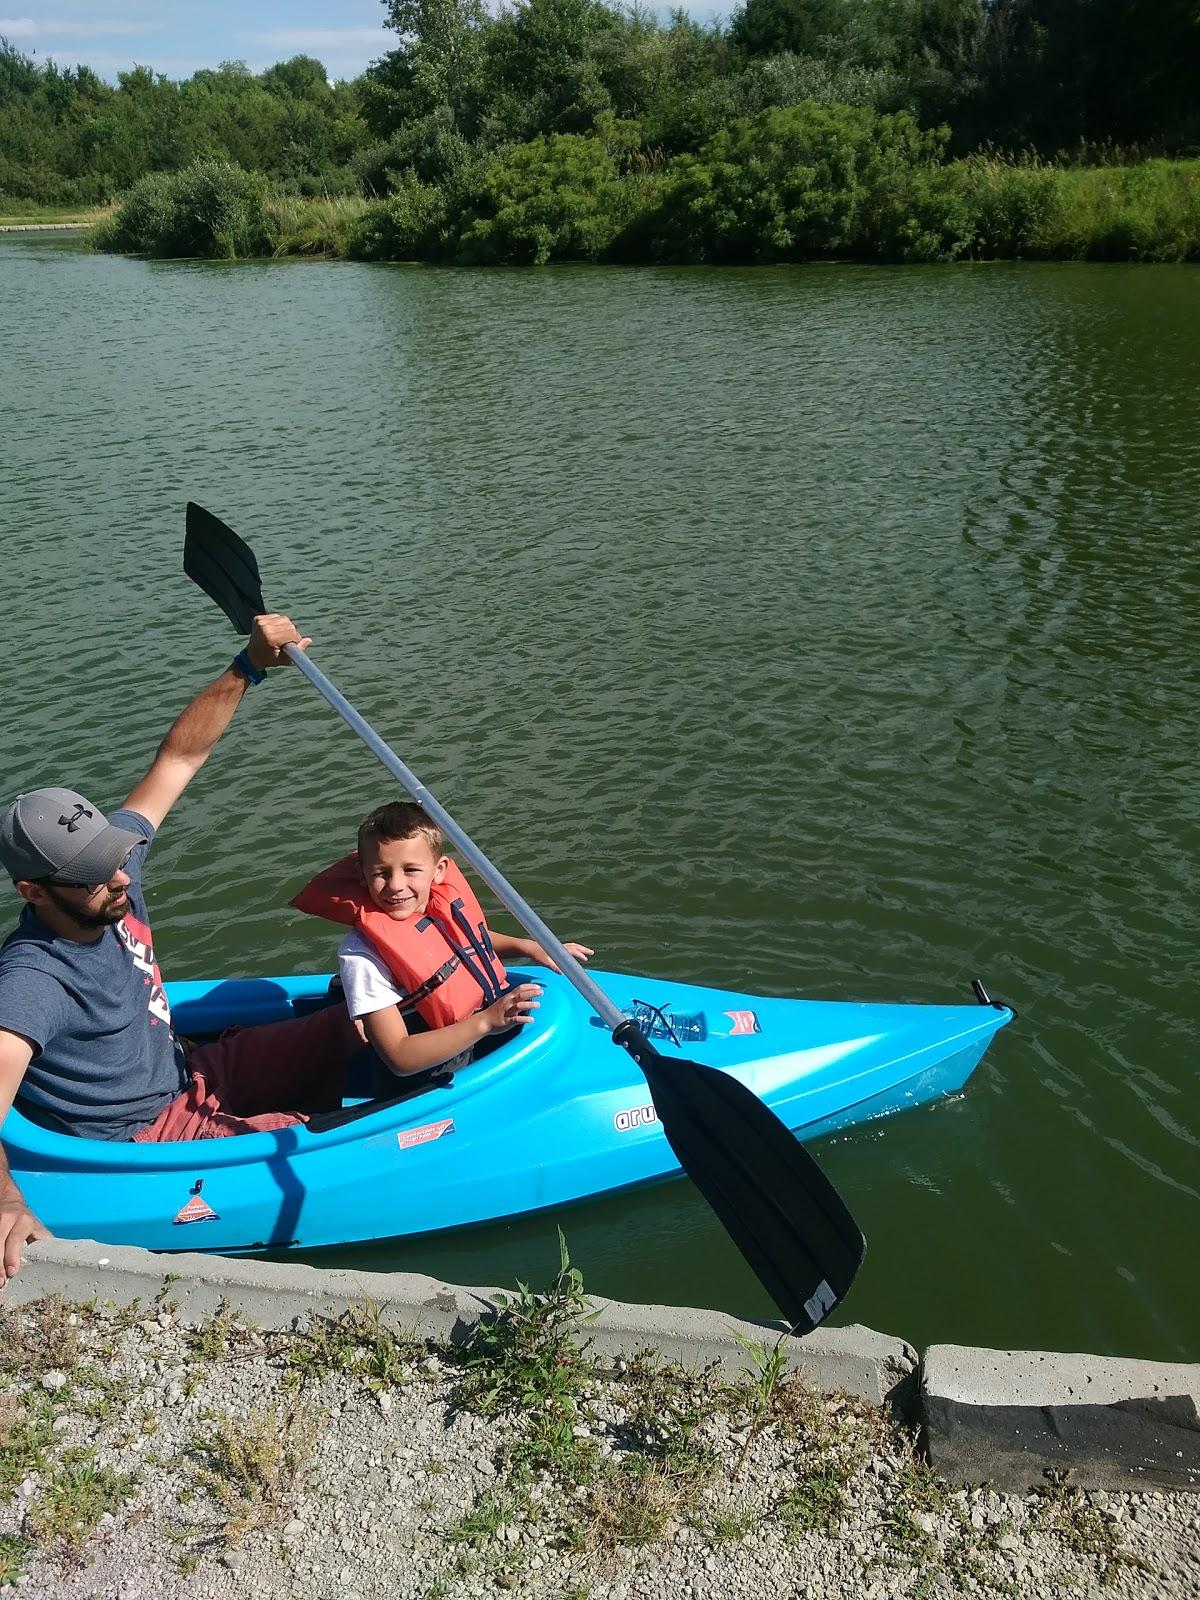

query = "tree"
(480, 0), (617, 140)
(363, 0), (490, 134)
(730, 0), (849, 59)
(0, 38), (42, 105)
(261, 55), (331, 99)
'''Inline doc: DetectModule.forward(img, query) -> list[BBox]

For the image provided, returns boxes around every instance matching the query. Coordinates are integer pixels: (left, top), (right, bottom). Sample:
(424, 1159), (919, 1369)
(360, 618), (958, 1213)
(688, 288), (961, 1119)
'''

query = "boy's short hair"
(357, 801), (443, 858)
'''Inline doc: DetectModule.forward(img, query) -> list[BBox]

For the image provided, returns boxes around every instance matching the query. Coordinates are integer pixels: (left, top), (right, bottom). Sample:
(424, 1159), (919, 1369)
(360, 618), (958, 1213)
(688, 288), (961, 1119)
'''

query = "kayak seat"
(305, 1020), (520, 1135)
(306, 1064), (455, 1133)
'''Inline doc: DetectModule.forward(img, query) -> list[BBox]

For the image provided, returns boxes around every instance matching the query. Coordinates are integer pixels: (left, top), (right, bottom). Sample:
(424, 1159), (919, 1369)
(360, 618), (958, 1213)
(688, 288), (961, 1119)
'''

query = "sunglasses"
(38, 854), (134, 896)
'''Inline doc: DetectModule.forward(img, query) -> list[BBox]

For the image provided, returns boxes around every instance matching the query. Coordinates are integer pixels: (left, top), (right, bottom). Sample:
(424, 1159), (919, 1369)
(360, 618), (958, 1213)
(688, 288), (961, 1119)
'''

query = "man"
(0, 613), (356, 1287)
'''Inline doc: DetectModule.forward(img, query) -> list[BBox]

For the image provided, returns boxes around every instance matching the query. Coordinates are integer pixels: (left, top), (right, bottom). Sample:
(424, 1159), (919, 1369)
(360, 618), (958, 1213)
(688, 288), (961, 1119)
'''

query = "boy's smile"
(360, 834), (448, 921)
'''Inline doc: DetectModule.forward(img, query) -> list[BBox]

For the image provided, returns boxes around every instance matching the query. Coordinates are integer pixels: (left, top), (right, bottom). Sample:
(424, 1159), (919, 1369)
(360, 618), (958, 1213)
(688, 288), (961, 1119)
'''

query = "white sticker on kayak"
(397, 1118), (456, 1150)
(614, 1103), (658, 1133)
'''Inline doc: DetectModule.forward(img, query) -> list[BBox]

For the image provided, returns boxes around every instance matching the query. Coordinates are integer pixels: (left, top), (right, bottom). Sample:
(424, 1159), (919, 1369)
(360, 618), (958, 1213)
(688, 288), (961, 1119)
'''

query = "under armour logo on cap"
(59, 804), (94, 833)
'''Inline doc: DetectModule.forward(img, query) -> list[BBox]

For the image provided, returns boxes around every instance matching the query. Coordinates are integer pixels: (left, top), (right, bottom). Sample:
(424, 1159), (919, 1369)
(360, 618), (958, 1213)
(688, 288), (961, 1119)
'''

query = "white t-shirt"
(337, 930), (410, 1020)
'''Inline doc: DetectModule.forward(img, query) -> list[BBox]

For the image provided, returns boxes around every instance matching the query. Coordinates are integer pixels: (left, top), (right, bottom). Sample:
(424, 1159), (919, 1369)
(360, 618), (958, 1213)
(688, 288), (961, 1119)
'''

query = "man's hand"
(0, 1191), (49, 1289)
(123, 611), (314, 829)
(245, 613), (312, 673)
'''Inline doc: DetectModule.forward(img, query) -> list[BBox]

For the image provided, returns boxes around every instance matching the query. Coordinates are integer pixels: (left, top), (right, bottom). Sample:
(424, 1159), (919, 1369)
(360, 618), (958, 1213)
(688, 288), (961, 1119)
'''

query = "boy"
(292, 802), (592, 1078)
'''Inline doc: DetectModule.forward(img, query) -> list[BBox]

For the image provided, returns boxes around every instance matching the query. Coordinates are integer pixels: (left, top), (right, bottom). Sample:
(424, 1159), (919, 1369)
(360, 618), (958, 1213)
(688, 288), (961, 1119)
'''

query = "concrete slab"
(922, 1343), (1200, 1492)
(11, 1237), (916, 1407)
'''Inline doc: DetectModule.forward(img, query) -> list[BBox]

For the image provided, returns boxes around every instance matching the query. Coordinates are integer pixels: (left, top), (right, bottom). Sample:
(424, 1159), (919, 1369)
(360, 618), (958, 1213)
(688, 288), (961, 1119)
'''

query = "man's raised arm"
(0, 1028), (48, 1287)
(122, 613), (310, 830)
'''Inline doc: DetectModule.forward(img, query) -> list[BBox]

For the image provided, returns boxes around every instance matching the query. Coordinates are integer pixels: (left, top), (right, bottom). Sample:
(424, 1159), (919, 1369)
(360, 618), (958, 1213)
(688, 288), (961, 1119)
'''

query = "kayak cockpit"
(1, 971), (569, 1170)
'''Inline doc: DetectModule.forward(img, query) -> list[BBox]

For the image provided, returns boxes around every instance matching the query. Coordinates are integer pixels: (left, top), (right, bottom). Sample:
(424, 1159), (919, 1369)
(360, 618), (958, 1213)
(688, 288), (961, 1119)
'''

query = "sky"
(2, 1), (404, 82)
(1, 0), (725, 83)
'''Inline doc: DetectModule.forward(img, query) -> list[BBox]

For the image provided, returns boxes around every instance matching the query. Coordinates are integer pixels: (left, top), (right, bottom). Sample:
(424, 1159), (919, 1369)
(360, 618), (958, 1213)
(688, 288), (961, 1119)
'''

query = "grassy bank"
(88, 116), (1200, 267)
(0, 201), (113, 228)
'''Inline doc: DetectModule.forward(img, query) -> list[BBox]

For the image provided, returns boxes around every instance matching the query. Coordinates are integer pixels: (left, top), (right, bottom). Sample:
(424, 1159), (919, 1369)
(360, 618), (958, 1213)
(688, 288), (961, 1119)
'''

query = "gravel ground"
(0, 1292), (1196, 1600)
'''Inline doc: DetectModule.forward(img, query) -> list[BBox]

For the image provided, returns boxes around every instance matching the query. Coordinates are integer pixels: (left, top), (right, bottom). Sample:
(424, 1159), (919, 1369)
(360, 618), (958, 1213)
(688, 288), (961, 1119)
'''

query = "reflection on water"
(2, 239), (1197, 1359)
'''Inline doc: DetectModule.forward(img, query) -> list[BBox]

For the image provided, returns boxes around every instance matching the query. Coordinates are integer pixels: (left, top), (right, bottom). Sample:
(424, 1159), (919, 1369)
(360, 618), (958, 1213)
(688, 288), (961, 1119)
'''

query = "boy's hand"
(525, 941), (594, 972)
(246, 613), (312, 672)
(482, 983), (542, 1033)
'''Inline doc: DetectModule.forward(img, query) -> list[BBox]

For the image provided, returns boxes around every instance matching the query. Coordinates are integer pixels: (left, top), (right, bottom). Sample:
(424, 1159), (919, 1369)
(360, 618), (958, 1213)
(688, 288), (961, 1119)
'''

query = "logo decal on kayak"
(174, 1192), (219, 1225)
(724, 1009), (761, 1036)
(398, 1118), (456, 1150)
(614, 1103), (658, 1133)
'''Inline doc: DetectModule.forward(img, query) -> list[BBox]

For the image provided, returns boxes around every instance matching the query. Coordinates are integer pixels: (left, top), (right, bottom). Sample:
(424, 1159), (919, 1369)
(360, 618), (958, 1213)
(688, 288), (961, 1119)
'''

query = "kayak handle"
(971, 978), (1018, 1020)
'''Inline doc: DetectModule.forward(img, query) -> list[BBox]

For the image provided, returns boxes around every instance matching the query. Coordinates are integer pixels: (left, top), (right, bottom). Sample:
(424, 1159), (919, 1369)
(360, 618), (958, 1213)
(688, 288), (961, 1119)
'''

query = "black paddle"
(184, 501), (866, 1332)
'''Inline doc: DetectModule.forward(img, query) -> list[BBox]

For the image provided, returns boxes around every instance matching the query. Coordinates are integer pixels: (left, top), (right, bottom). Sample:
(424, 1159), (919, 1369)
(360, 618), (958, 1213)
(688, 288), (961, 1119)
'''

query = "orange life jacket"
(290, 855), (508, 1029)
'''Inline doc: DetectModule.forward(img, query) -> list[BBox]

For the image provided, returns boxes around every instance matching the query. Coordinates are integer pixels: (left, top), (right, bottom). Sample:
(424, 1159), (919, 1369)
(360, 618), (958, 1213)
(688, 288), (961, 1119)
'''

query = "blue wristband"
(231, 648), (266, 686)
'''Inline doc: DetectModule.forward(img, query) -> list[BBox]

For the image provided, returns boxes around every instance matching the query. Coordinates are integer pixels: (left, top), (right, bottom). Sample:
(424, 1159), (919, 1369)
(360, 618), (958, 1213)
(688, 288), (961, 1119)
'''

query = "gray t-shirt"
(0, 808), (187, 1140)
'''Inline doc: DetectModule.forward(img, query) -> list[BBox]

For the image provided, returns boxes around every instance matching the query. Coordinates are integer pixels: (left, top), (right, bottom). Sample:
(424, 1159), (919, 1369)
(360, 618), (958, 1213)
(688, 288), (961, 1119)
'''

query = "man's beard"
(43, 883), (130, 931)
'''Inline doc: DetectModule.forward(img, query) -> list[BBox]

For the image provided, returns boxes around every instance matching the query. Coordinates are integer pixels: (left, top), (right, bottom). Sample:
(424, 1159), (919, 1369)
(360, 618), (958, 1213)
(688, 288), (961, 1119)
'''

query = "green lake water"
(2, 234), (1196, 1360)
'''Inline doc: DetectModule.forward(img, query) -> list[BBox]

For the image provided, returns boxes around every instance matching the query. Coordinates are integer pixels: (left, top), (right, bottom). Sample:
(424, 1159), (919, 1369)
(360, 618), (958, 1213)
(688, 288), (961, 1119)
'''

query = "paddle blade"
(184, 502), (267, 633)
(632, 1041), (865, 1333)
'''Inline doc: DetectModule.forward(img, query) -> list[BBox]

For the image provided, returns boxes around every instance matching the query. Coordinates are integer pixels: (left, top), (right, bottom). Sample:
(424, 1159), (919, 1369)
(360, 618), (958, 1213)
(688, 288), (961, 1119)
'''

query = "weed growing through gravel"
(777, 1462), (848, 1537)
(705, 1502), (760, 1542)
(728, 1330), (788, 1472)
(0, 1533), (32, 1584)
(618, 1351), (714, 1477)
(582, 1454), (686, 1547)
(27, 1445), (136, 1552)
(0, 1296), (81, 1383)
(191, 1402), (320, 1544)
(456, 1230), (596, 1419)
(188, 1298), (260, 1362)
(444, 1490), (519, 1548)
(284, 1300), (422, 1389)
(0, 1397), (51, 1497)
(882, 1454), (1026, 1599)
(1032, 1471), (1153, 1586)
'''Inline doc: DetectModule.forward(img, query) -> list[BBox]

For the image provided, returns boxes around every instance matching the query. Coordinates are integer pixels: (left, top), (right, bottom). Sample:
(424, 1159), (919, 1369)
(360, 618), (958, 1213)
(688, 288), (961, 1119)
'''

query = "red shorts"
(132, 1005), (349, 1143)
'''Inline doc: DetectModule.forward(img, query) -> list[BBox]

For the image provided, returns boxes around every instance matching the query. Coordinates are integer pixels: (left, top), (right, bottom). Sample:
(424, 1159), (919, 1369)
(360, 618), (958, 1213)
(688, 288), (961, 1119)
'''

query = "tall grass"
(961, 156), (1200, 261)
(262, 192), (371, 257)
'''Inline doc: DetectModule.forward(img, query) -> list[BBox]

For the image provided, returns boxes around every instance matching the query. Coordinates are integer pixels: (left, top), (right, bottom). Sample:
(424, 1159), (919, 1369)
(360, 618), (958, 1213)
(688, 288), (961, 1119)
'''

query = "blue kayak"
(5, 967), (1012, 1254)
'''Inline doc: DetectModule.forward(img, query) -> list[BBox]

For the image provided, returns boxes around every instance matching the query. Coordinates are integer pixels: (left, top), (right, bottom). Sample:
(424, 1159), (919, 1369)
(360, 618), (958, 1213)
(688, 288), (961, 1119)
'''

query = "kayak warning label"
(173, 1192), (219, 1225)
(397, 1118), (456, 1150)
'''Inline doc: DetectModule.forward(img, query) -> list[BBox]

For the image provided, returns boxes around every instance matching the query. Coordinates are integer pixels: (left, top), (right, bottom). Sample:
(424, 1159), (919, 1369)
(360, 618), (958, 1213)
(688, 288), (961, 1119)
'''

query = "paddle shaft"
(184, 501), (866, 1330)
(284, 644), (627, 1032)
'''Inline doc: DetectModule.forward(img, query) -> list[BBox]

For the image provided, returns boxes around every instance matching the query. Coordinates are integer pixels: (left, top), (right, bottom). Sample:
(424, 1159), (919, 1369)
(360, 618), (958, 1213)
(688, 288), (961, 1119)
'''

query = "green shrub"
(736, 53), (910, 117)
(348, 174), (451, 261)
(955, 153), (1065, 258)
(91, 160), (270, 258)
(630, 101), (951, 263)
(452, 125), (644, 264)
(856, 143), (976, 262)
(352, 111), (475, 194)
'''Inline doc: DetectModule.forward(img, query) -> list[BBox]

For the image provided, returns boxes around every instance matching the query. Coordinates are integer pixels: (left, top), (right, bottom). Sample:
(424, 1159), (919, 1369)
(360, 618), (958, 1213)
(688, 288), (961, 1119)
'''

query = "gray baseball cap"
(0, 788), (144, 886)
